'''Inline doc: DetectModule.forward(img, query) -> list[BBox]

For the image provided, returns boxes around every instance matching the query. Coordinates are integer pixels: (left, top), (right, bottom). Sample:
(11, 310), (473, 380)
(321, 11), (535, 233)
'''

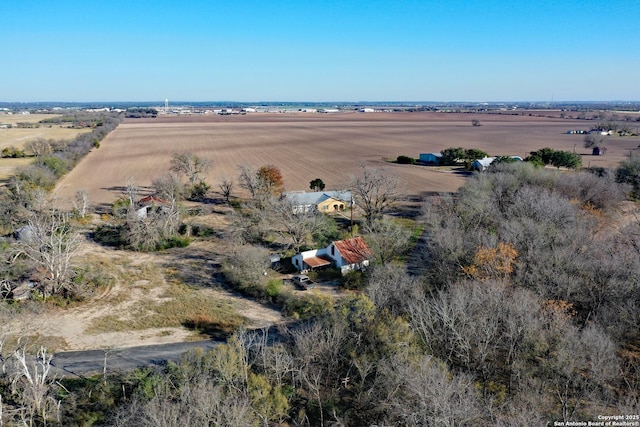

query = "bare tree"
(349, 164), (399, 227)
(73, 189), (90, 219)
(362, 218), (411, 265)
(238, 164), (261, 200)
(223, 244), (270, 288)
(11, 346), (60, 425)
(152, 173), (185, 203)
(380, 353), (485, 426)
(123, 200), (181, 251)
(24, 138), (52, 157)
(218, 176), (234, 204)
(16, 209), (80, 299)
(365, 264), (422, 316)
(124, 176), (138, 207)
(261, 196), (323, 252)
(170, 153), (211, 185)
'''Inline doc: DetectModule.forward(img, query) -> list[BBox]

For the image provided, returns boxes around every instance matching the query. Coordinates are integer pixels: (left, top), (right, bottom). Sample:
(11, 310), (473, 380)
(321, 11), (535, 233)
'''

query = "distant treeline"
(125, 107), (158, 118)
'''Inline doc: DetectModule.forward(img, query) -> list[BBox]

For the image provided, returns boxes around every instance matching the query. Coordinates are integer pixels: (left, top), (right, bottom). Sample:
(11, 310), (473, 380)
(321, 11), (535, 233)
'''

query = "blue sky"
(2, 0), (639, 102)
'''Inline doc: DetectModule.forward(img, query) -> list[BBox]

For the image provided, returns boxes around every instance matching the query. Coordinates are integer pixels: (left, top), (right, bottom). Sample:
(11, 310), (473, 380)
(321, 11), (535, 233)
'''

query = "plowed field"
(54, 112), (639, 209)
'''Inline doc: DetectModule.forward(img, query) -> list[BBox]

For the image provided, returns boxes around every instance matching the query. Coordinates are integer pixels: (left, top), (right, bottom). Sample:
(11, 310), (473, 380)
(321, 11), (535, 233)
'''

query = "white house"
(471, 156), (523, 171)
(292, 236), (372, 275)
(471, 157), (496, 171)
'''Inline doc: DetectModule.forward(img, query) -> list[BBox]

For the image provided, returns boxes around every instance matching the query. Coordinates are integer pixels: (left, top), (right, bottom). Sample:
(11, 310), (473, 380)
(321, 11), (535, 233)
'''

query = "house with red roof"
(292, 236), (373, 275)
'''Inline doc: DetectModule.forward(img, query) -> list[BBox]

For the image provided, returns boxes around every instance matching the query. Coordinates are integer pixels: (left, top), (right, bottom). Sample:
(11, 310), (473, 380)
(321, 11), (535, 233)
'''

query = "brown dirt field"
(54, 112), (640, 210)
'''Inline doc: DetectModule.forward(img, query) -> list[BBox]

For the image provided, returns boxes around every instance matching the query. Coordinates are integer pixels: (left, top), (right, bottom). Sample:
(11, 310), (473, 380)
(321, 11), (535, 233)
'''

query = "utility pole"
(350, 195), (354, 236)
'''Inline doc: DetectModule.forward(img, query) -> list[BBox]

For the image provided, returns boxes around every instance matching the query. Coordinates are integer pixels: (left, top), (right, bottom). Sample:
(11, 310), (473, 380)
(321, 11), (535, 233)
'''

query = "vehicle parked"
(290, 274), (316, 290)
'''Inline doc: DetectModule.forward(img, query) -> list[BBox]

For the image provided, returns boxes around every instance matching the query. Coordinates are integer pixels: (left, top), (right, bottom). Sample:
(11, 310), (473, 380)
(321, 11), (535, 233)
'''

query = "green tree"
(464, 148), (488, 162)
(309, 178), (326, 191)
(440, 147), (466, 165)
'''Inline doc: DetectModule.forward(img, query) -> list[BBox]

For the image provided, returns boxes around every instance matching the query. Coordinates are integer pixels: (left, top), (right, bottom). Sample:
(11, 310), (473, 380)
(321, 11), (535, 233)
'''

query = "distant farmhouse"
(283, 191), (353, 214)
(472, 156), (523, 171)
(292, 236), (373, 275)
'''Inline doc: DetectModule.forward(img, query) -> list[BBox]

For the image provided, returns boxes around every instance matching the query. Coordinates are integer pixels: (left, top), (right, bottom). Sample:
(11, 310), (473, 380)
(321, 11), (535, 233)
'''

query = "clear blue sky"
(2, 0), (639, 102)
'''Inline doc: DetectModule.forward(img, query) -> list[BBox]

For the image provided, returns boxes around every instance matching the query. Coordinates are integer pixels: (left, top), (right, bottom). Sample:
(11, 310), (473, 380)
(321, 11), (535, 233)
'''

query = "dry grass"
(1, 334), (69, 355)
(86, 280), (246, 335)
(0, 114), (60, 125)
(0, 157), (33, 181)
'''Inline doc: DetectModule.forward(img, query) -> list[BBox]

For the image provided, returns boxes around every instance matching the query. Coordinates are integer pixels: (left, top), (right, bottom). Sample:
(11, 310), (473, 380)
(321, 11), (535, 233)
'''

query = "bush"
(37, 155), (71, 178)
(341, 270), (365, 290)
(396, 155), (416, 165)
(266, 279), (281, 298)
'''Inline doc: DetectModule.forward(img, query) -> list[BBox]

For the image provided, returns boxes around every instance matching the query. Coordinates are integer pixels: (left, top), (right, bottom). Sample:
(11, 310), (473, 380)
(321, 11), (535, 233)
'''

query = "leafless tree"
(24, 138), (52, 157)
(10, 346), (60, 426)
(152, 173), (185, 203)
(123, 201), (181, 251)
(238, 164), (261, 200)
(380, 353), (485, 426)
(124, 176), (138, 207)
(349, 163), (399, 227)
(218, 176), (234, 204)
(16, 208), (80, 299)
(73, 189), (90, 219)
(170, 152), (211, 186)
(365, 264), (422, 316)
(261, 196), (323, 252)
(223, 244), (270, 288)
(362, 218), (411, 264)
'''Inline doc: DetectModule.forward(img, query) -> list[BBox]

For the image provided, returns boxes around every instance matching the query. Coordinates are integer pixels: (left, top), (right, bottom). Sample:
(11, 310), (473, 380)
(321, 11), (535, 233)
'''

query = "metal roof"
(333, 237), (372, 265)
(303, 256), (332, 268)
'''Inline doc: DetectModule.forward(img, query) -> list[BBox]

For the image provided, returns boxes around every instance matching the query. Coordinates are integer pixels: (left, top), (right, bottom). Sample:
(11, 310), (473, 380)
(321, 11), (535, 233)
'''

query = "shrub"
(341, 270), (365, 290)
(266, 279), (281, 298)
(37, 155), (71, 178)
(396, 155), (416, 165)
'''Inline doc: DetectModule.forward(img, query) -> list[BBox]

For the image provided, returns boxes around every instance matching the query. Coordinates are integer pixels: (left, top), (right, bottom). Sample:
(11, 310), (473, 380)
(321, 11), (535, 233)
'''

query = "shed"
(419, 152), (442, 164)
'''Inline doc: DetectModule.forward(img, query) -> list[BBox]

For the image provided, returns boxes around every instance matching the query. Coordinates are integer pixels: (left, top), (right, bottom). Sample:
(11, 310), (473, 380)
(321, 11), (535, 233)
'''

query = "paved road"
(50, 339), (224, 378)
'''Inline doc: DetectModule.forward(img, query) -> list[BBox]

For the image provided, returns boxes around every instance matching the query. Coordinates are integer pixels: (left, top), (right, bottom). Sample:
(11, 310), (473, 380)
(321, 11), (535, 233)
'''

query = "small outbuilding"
(419, 152), (442, 164)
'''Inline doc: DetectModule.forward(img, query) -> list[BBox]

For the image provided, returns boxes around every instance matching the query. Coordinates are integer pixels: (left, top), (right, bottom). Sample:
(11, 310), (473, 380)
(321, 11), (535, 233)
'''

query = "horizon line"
(2, 100), (640, 105)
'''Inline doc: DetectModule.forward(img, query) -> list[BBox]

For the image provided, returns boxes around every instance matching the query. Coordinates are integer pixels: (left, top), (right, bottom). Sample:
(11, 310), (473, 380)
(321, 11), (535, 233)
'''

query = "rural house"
(136, 195), (171, 219)
(284, 190), (353, 214)
(292, 236), (373, 275)
(419, 152), (442, 164)
(471, 156), (522, 171)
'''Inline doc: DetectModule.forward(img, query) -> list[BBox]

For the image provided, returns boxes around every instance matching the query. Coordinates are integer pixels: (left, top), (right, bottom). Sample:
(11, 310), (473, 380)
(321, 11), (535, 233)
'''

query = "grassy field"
(0, 113), (91, 149)
(0, 113), (92, 181)
(54, 111), (640, 210)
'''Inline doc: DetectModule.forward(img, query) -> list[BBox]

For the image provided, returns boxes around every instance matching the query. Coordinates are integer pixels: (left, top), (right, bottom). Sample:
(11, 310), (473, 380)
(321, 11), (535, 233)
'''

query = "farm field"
(0, 113), (92, 150)
(0, 113), (92, 180)
(54, 111), (640, 210)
